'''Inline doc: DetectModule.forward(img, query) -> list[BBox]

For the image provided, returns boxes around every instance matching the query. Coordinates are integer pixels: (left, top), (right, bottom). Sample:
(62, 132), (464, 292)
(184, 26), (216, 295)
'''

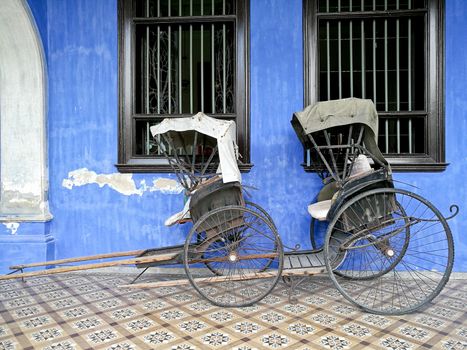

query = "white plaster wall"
(0, 0), (51, 221)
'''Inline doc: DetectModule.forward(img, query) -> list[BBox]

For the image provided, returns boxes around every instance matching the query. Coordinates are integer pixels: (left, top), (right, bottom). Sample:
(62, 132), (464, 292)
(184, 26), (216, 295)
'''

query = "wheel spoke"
(184, 205), (283, 307)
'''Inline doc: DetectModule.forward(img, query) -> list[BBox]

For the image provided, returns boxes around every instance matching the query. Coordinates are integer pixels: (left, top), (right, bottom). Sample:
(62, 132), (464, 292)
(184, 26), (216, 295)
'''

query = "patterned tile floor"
(0, 270), (466, 350)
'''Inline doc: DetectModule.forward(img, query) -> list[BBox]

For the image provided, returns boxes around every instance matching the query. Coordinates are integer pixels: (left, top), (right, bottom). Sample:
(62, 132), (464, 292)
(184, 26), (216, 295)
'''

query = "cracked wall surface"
(3, 222), (20, 235)
(62, 168), (183, 196)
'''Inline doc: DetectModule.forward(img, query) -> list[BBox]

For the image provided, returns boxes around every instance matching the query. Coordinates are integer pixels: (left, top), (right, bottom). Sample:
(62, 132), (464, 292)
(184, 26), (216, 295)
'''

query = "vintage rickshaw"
(291, 97), (457, 314)
(0, 101), (458, 315)
(1, 113), (285, 308)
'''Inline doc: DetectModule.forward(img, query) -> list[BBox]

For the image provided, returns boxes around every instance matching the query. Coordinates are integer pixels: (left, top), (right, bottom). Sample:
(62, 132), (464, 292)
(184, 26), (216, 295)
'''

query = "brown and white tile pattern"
(0, 272), (466, 349)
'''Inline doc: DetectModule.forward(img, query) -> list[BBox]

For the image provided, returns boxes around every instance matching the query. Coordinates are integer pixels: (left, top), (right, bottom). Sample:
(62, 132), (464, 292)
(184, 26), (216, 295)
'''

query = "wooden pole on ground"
(0, 253), (177, 281)
(9, 250), (146, 270)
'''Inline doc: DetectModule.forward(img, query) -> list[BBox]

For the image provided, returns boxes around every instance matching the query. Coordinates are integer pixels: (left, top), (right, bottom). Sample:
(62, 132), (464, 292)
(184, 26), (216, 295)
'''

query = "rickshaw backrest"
(189, 178), (244, 228)
(291, 98), (390, 186)
(309, 123), (366, 174)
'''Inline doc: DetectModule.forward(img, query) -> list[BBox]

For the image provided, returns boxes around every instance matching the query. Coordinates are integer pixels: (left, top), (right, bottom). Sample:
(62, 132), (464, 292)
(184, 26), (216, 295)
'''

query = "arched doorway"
(0, 0), (51, 221)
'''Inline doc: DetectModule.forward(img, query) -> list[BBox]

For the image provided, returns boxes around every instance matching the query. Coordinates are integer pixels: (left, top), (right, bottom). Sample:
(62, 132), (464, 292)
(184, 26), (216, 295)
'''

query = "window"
(303, 0), (446, 171)
(118, 0), (250, 172)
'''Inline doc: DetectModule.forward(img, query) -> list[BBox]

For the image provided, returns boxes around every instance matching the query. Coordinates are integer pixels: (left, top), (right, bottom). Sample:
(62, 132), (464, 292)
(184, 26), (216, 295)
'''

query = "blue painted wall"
(28, 0), (48, 56)
(1, 0), (465, 273)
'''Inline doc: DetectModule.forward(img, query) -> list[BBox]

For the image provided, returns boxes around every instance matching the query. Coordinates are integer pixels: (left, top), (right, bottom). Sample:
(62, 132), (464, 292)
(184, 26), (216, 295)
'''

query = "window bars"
(134, 0), (235, 156)
(317, 0), (426, 155)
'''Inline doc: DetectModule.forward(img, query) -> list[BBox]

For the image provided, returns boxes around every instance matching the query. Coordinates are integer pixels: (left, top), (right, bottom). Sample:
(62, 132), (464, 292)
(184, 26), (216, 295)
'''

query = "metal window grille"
(133, 0), (236, 156)
(317, 0), (427, 155)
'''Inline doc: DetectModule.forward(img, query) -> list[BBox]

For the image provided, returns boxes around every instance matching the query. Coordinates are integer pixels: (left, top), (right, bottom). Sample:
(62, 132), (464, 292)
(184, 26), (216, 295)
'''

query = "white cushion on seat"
(164, 198), (191, 226)
(348, 154), (373, 179)
(308, 199), (332, 221)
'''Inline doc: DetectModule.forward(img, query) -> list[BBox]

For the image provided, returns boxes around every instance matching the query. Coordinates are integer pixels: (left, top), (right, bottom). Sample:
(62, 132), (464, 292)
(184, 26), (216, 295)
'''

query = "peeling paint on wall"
(2, 181), (42, 197)
(62, 168), (183, 195)
(3, 222), (20, 235)
(148, 178), (183, 194)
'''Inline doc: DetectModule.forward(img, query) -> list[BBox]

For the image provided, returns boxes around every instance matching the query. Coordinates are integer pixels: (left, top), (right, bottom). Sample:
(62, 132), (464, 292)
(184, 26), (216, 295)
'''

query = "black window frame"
(117, 0), (251, 173)
(303, 0), (447, 172)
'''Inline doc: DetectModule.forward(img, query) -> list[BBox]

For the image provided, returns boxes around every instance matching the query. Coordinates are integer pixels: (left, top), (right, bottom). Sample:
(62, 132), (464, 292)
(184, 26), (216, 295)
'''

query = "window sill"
(384, 157), (449, 172)
(301, 156), (449, 173)
(116, 162), (254, 173)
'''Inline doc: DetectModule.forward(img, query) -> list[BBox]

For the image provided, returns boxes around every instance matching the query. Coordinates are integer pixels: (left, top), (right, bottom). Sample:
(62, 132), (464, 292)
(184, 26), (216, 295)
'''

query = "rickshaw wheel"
(184, 205), (284, 308)
(333, 200), (410, 280)
(200, 201), (278, 276)
(323, 188), (454, 315)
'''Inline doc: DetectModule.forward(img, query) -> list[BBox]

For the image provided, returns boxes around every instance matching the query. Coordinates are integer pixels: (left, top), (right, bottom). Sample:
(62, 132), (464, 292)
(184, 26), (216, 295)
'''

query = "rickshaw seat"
(164, 199), (191, 226)
(308, 199), (332, 221)
(310, 156), (374, 222)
